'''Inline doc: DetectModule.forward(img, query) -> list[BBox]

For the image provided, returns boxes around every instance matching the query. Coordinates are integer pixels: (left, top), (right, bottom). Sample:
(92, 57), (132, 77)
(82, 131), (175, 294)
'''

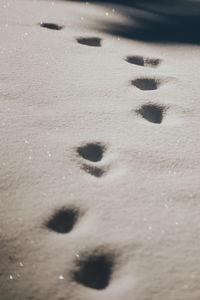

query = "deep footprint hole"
(45, 208), (78, 234)
(77, 143), (105, 162)
(73, 254), (113, 290)
(76, 37), (102, 47)
(136, 104), (165, 124)
(40, 22), (63, 30)
(132, 78), (161, 90)
(125, 55), (161, 67)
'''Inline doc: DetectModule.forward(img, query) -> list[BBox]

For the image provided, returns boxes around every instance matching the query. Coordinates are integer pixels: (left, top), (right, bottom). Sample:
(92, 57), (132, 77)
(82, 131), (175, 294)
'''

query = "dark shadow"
(45, 208), (78, 234)
(40, 22), (63, 30)
(82, 164), (105, 177)
(76, 37), (102, 47)
(66, 0), (200, 44)
(125, 55), (161, 67)
(73, 254), (113, 289)
(77, 143), (105, 162)
(131, 78), (161, 90)
(136, 104), (165, 124)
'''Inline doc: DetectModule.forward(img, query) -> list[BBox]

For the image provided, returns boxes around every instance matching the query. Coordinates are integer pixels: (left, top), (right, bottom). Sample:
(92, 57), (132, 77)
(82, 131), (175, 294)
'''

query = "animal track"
(82, 164), (105, 178)
(45, 208), (79, 234)
(131, 78), (161, 91)
(136, 104), (166, 124)
(125, 55), (161, 68)
(73, 253), (114, 290)
(76, 37), (102, 47)
(40, 22), (63, 30)
(77, 143), (105, 162)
